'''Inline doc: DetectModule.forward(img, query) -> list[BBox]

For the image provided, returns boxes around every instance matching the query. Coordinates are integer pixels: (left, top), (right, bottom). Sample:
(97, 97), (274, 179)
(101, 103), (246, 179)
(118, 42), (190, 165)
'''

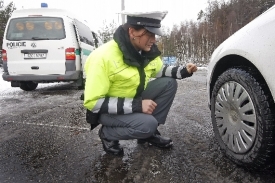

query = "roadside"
(0, 70), (275, 183)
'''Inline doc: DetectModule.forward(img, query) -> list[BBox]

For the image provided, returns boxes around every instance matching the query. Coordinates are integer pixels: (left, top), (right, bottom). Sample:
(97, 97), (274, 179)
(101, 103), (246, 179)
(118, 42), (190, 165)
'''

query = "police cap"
(121, 10), (168, 36)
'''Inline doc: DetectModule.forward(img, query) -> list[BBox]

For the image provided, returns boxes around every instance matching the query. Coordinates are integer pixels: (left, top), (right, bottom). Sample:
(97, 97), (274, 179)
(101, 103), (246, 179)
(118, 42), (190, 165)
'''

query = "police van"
(2, 6), (102, 91)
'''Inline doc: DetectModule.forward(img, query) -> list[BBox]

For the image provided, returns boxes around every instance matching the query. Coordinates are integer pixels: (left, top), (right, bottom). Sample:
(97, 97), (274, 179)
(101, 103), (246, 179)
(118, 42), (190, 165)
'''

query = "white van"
(1, 7), (102, 91)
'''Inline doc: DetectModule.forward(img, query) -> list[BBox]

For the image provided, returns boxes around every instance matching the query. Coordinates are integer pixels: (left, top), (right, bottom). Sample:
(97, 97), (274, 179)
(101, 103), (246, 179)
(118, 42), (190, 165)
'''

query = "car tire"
(76, 72), (85, 90)
(20, 81), (38, 91)
(211, 67), (275, 171)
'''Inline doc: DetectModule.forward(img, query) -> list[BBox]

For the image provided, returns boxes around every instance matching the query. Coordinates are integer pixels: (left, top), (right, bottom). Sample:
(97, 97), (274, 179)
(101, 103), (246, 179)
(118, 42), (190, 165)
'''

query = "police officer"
(83, 10), (198, 156)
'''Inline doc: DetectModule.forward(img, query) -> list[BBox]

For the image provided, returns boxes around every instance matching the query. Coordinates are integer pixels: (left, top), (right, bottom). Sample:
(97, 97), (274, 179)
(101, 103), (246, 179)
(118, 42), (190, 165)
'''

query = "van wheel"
(211, 67), (275, 171)
(20, 81), (38, 91)
(77, 80), (84, 89)
(75, 72), (85, 90)
(77, 78), (85, 90)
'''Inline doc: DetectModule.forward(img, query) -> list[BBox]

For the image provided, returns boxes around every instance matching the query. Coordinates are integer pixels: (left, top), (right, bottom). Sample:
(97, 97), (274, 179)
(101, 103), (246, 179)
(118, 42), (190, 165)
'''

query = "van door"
(73, 19), (96, 78)
(92, 31), (103, 48)
(4, 17), (67, 75)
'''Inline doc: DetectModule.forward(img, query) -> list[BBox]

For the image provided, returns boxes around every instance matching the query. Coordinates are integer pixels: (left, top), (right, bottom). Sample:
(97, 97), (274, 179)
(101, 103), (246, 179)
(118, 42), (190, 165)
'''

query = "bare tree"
(98, 20), (118, 43)
(0, 1), (16, 49)
(98, 0), (275, 66)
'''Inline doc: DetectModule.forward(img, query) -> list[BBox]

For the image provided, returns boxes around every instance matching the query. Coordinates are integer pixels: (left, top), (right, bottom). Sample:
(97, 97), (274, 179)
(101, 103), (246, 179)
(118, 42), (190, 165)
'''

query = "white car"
(2, 7), (102, 91)
(207, 5), (275, 170)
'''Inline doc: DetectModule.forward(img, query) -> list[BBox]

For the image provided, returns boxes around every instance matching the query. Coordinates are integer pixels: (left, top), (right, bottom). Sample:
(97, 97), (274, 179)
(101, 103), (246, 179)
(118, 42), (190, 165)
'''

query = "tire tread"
(211, 67), (275, 171)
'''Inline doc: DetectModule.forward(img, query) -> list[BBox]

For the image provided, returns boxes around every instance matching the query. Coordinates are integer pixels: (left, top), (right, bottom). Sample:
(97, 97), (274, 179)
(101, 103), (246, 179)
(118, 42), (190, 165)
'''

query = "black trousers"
(99, 77), (178, 141)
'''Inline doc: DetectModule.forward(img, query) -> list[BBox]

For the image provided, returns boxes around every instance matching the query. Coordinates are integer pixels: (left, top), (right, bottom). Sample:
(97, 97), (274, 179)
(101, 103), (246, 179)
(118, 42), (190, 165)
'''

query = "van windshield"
(6, 17), (65, 41)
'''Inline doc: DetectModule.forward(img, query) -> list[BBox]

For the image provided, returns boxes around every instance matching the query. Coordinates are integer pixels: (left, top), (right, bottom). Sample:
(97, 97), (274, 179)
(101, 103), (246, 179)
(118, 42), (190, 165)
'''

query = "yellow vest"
(83, 40), (163, 110)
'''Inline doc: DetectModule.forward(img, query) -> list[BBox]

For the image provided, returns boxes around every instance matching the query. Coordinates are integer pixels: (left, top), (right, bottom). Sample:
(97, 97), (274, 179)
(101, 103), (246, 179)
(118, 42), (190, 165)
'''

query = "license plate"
(24, 53), (47, 59)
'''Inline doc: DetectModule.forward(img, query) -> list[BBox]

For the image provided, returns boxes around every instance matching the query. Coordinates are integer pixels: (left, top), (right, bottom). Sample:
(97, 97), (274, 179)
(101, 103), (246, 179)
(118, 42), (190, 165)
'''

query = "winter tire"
(211, 67), (275, 171)
(20, 81), (38, 91)
(76, 72), (85, 90)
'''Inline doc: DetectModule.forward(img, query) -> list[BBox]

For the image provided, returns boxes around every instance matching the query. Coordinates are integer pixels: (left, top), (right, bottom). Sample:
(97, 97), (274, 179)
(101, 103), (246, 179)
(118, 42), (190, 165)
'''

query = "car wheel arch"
(209, 55), (271, 104)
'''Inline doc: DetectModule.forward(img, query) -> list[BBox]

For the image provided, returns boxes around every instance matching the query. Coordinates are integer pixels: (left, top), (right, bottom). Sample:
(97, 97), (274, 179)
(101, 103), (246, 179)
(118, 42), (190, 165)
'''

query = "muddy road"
(0, 69), (275, 183)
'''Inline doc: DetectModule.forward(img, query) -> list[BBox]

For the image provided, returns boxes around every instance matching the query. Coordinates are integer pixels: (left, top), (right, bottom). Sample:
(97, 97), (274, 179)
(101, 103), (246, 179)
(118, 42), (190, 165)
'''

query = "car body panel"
(207, 5), (275, 105)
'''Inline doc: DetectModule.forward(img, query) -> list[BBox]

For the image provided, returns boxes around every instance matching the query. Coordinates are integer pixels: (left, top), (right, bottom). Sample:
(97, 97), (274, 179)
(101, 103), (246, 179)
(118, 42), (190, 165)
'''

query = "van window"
(74, 19), (94, 46)
(6, 17), (66, 41)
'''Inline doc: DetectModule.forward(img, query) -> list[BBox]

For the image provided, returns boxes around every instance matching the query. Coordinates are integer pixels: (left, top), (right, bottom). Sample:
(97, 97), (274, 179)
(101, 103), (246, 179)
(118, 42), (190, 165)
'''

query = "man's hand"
(186, 63), (198, 74)
(142, 99), (157, 114)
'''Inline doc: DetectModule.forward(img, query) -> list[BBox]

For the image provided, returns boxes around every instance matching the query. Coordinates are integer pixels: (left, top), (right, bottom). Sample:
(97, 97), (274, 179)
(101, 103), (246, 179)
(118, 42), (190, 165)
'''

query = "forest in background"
(158, 0), (275, 65)
(99, 0), (275, 66)
(1, 0), (275, 66)
(0, 1), (16, 51)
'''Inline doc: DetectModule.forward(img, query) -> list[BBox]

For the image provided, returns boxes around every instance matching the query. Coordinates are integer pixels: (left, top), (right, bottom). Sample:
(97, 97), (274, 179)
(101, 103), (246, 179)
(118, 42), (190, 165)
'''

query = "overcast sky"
(3, 0), (209, 31)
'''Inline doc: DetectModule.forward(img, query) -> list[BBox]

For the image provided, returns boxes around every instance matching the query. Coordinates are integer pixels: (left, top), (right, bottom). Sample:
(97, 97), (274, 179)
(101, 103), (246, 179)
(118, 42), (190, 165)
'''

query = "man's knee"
(159, 78), (178, 97)
(138, 117), (158, 138)
(166, 77), (178, 91)
(157, 77), (178, 90)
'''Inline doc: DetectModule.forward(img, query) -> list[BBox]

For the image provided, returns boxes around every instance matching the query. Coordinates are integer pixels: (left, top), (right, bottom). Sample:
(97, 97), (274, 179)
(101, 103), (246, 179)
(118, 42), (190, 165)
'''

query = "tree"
(0, 1), (16, 49)
(98, 20), (118, 43)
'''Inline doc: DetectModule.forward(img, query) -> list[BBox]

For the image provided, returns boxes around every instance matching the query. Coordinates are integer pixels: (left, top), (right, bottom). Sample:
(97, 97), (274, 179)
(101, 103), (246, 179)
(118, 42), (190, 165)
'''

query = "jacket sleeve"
(83, 53), (142, 114)
(154, 64), (193, 79)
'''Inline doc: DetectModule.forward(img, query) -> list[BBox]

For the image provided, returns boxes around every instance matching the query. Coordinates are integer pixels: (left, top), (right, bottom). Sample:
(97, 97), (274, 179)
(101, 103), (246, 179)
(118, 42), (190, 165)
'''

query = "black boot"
(99, 127), (124, 156)
(137, 129), (161, 144)
(137, 130), (173, 148)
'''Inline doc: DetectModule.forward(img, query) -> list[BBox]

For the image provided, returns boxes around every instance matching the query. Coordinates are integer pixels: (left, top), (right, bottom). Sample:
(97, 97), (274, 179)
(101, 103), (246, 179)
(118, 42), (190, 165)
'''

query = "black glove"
(180, 67), (193, 78)
(86, 110), (100, 130)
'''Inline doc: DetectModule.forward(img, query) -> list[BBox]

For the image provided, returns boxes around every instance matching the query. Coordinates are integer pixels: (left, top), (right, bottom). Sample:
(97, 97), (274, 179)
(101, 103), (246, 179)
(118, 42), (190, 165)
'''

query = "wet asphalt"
(0, 69), (275, 183)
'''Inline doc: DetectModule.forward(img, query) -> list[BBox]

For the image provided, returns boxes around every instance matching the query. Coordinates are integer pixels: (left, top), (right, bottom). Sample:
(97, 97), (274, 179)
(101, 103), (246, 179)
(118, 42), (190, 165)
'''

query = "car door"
(73, 19), (96, 77)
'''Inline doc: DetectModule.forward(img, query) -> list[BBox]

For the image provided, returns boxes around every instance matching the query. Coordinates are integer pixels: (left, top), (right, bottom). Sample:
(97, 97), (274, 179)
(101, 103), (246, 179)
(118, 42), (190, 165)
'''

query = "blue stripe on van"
(75, 49), (80, 55)
(75, 49), (92, 56)
(82, 49), (92, 56)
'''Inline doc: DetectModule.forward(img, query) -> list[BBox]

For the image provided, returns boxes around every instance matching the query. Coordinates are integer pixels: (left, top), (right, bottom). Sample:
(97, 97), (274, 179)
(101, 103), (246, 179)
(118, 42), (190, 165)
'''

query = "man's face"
(130, 28), (156, 52)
